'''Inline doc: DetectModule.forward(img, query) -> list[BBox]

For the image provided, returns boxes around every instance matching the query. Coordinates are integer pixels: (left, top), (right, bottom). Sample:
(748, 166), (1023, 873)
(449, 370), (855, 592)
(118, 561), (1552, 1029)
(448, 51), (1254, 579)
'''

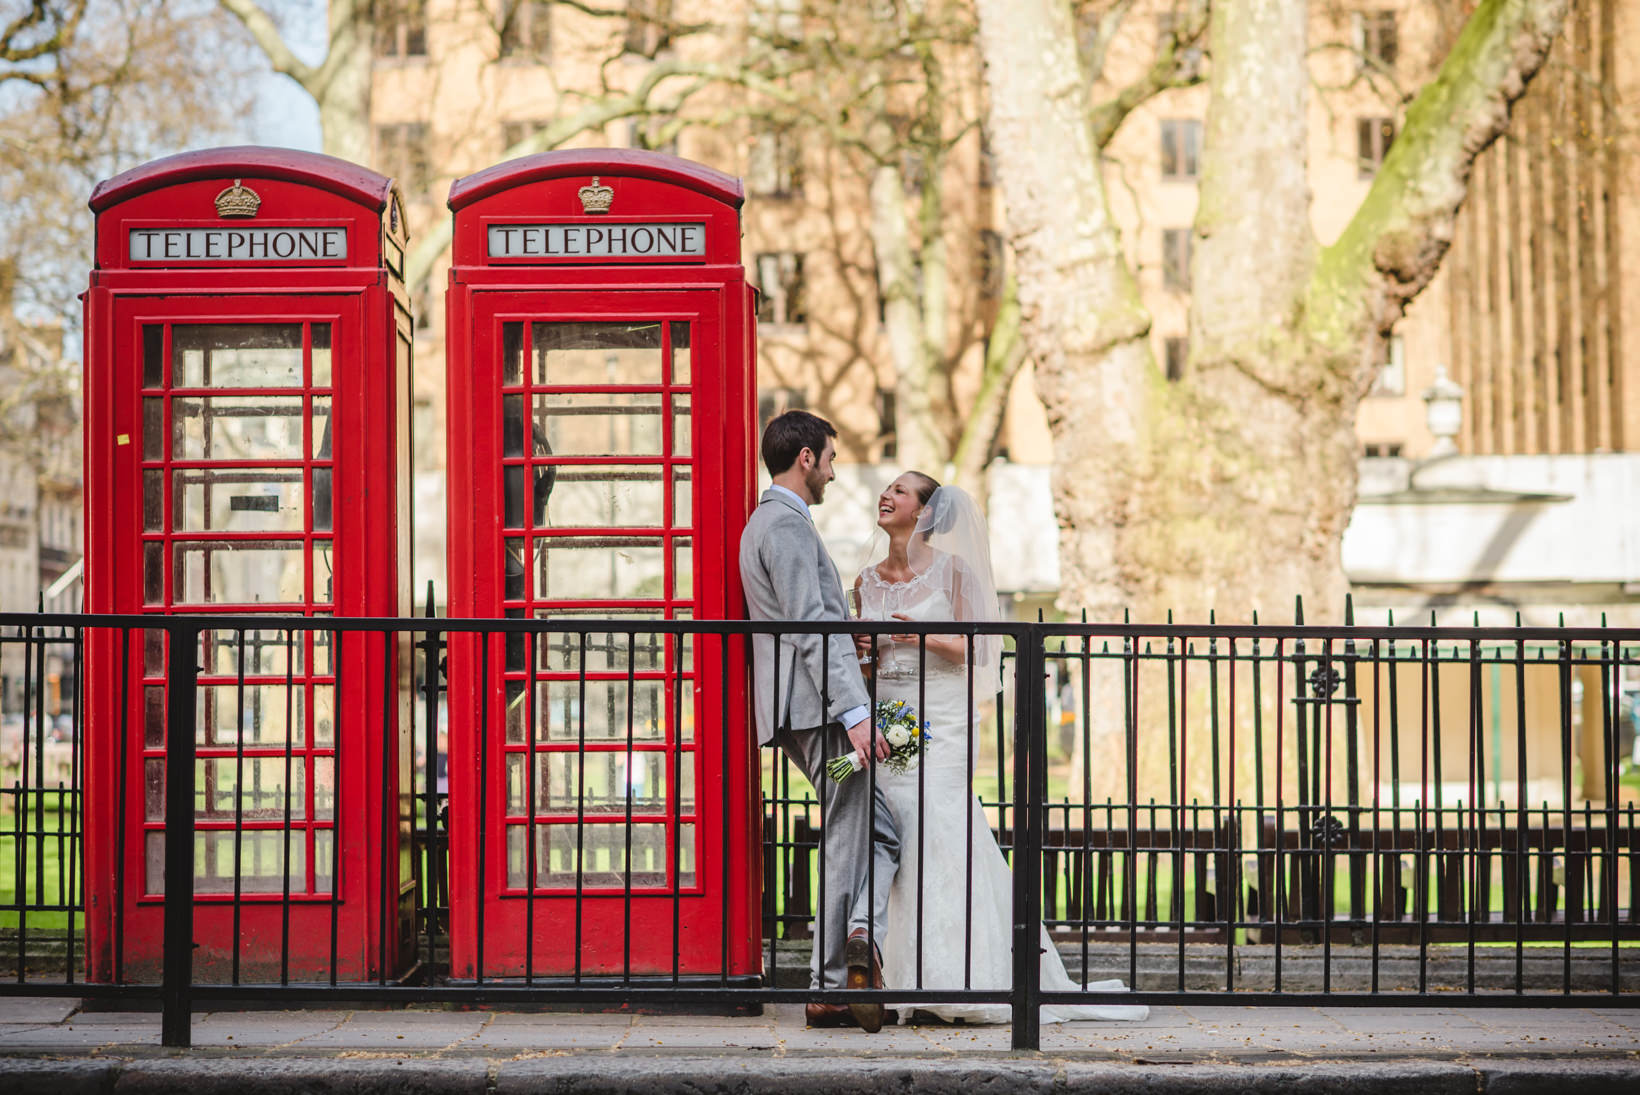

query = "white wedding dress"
(860, 560), (1147, 1025)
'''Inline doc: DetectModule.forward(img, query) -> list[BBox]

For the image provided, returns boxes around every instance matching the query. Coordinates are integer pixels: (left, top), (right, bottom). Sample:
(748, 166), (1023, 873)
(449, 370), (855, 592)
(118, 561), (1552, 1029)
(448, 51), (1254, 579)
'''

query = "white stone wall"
(1345, 454), (1640, 587)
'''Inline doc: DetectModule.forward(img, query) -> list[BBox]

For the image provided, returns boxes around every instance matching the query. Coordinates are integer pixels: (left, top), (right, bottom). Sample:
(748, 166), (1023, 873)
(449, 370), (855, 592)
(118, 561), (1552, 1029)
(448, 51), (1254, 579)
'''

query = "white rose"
(884, 725), (911, 748)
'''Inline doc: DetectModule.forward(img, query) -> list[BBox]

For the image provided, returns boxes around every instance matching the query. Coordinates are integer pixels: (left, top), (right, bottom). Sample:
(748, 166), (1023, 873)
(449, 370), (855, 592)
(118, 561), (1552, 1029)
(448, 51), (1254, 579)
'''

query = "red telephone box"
(444, 150), (758, 980)
(82, 148), (416, 983)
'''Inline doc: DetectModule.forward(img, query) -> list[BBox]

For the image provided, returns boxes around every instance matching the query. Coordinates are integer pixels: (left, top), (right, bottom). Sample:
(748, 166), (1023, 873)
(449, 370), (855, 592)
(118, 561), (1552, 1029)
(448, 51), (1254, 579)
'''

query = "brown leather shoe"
(844, 928), (885, 1033)
(804, 1002), (858, 1027)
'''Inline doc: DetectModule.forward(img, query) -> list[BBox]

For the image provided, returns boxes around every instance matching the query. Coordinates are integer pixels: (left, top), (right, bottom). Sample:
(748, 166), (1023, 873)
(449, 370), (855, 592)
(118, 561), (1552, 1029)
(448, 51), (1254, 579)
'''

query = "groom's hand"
(846, 716), (890, 761)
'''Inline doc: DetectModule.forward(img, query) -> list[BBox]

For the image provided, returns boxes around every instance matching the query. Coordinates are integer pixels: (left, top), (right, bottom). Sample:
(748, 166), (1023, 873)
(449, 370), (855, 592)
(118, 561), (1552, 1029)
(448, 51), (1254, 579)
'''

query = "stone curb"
(1, 1055), (1637, 1095)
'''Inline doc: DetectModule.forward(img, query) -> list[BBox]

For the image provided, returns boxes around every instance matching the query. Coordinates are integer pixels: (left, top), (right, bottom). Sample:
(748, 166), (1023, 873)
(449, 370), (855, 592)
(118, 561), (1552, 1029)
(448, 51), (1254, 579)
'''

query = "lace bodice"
(858, 558), (963, 679)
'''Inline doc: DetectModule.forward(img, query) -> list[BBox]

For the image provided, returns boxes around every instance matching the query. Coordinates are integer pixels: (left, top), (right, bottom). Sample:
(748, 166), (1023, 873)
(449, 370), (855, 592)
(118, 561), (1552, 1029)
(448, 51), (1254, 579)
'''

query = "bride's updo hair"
(906, 471), (960, 536)
(905, 470), (940, 508)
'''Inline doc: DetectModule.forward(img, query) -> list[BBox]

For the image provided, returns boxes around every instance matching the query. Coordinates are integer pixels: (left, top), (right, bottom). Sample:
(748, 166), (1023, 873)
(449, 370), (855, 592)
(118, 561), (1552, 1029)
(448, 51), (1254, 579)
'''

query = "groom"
(739, 410), (899, 1032)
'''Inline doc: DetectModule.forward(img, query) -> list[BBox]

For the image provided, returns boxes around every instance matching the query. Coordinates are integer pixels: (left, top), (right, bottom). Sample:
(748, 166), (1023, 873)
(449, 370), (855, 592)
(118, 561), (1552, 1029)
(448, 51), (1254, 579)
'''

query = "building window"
(757, 386), (807, 433)
(375, 0), (427, 58)
(1162, 228), (1192, 292)
(1363, 442), (1404, 459)
(748, 126), (802, 197)
(625, 0), (673, 56)
(627, 119), (678, 156)
(499, 0), (551, 59)
(1370, 334), (1405, 396)
(899, 143), (926, 194)
(1163, 336), (1188, 381)
(414, 283), (434, 331)
(978, 229), (1004, 300)
(1358, 117), (1395, 179)
(755, 252), (806, 326)
(501, 120), (547, 153)
(876, 388), (897, 460)
(375, 122), (430, 193)
(750, 0), (802, 42)
(1160, 119), (1201, 181)
(1353, 10), (1398, 71)
(1157, 12), (1204, 79)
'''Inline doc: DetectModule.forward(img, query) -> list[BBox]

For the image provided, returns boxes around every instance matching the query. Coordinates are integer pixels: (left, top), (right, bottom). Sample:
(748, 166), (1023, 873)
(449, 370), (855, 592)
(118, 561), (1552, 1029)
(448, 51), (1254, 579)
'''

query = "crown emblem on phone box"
(214, 180), (261, 218)
(578, 176), (614, 214)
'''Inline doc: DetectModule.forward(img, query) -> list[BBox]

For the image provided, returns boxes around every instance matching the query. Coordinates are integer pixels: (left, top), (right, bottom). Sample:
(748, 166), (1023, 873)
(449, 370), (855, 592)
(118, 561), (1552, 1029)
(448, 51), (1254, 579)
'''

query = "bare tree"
(747, 0), (1042, 492)
(973, 0), (1568, 623)
(226, 1), (1032, 490)
(219, 0), (375, 162)
(0, 0), (247, 321)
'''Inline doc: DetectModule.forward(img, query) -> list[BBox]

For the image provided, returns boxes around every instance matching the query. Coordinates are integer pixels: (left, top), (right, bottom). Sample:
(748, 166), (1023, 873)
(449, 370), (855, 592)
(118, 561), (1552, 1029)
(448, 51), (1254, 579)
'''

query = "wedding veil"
(861, 483), (1004, 676)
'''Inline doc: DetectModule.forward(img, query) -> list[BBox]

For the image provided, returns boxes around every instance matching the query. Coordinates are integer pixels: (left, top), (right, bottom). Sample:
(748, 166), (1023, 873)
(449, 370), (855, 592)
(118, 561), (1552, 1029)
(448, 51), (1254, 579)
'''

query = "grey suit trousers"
(775, 722), (900, 990)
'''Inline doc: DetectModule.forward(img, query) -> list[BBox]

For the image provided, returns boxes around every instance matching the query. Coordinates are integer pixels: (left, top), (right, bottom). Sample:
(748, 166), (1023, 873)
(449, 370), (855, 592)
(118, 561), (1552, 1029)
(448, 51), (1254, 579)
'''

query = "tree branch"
(1076, 0), (1139, 84)
(403, 59), (723, 290)
(1309, 0), (1568, 364)
(217, 0), (317, 88)
(1, 0), (87, 86)
(1, 0), (85, 64)
(1087, 0), (1207, 148)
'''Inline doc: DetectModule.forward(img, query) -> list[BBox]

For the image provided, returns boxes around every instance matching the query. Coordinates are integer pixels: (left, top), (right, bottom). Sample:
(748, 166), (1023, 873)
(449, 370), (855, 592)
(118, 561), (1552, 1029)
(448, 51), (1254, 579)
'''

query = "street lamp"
(1421, 365), (1464, 458)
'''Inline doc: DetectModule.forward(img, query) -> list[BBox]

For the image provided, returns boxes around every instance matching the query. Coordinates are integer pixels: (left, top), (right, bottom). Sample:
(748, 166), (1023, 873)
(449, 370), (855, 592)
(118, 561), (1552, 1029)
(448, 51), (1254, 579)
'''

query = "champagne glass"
(846, 588), (872, 666)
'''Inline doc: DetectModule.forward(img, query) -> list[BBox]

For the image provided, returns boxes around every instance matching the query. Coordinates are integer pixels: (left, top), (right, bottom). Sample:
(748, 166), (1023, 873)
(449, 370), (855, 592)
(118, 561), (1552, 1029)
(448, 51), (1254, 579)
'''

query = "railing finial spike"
(1294, 595), (1304, 626)
(1344, 591), (1354, 625)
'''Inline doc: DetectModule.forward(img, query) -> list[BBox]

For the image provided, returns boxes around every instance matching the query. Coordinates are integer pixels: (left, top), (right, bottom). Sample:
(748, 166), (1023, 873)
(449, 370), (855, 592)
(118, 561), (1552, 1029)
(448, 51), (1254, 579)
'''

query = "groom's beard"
(805, 466), (829, 503)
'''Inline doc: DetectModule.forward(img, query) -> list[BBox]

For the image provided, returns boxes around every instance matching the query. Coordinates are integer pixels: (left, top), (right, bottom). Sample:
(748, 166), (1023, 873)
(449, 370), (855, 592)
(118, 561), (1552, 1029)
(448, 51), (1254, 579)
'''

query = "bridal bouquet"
(826, 699), (932, 782)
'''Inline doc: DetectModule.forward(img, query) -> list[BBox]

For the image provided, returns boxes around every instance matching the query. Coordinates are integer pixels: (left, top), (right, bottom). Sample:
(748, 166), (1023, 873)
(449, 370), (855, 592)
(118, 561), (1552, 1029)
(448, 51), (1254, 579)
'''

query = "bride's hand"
(890, 613), (966, 664)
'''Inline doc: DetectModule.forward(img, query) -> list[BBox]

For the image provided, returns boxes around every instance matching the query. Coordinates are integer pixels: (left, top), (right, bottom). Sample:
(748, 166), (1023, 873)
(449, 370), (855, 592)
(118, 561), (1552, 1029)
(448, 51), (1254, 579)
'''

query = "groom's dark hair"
(761, 410), (837, 476)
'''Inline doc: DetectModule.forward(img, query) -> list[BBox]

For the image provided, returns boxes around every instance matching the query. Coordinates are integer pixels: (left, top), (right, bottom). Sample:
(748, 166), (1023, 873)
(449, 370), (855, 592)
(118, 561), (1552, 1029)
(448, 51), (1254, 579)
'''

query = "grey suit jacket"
(738, 487), (871, 746)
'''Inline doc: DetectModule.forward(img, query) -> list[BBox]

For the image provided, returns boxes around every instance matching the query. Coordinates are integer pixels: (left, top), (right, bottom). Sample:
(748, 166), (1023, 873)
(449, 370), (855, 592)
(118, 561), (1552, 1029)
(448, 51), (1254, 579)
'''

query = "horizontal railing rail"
(1, 609), (1636, 1051)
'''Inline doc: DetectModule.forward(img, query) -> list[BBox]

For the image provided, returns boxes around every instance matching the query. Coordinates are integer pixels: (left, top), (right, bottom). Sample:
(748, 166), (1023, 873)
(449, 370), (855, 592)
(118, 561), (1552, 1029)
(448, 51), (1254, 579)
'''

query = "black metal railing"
(1, 606), (1636, 1050)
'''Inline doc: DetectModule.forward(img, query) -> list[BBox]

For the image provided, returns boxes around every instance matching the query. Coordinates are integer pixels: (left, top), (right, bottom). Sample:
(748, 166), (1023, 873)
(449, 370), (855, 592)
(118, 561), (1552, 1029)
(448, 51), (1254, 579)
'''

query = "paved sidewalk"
(0, 996), (1636, 1092)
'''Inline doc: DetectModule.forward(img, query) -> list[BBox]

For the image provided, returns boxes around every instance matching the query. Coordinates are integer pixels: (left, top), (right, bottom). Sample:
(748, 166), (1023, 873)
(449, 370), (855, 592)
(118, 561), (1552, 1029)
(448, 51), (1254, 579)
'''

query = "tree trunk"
(950, 273), (1024, 498)
(971, 0), (1153, 621)
(1142, 0), (1354, 623)
(315, 0), (373, 164)
(974, 0), (1568, 625)
(218, 0), (373, 164)
(869, 157), (944, 473)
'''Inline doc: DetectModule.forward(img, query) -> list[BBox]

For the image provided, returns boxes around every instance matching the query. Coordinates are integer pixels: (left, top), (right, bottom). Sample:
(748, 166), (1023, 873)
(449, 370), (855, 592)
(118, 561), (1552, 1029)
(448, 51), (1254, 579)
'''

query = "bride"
(853, 472), (1147, 1025)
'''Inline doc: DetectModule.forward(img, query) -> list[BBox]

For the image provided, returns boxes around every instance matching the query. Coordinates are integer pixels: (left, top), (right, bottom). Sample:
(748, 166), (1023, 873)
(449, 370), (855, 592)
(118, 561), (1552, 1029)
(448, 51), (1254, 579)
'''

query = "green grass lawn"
(0, 800), (80, 934)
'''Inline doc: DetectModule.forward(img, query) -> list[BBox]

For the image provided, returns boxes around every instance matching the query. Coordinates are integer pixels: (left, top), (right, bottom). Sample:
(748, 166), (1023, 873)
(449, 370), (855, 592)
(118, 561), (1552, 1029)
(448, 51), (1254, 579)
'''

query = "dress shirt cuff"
(839, 704), (871, 731)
